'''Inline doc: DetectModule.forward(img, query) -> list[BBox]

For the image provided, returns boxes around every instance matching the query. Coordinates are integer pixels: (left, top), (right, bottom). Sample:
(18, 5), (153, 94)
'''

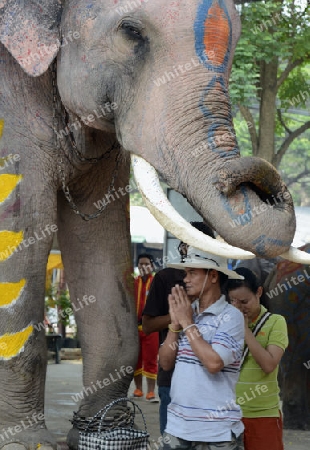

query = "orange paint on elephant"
(203, 2), (230, 67)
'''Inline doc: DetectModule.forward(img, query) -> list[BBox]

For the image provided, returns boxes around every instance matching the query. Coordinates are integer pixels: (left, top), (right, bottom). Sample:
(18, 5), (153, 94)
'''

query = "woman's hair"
(226, 267), (261, 295)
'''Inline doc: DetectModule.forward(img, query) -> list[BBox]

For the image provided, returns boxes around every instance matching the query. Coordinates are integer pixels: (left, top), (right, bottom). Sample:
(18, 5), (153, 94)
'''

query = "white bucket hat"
(168, 246), (244, 280)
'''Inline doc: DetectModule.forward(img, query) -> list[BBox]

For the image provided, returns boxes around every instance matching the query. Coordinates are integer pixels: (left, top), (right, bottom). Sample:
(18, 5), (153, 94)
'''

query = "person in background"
(133, 253), (159, 402)
(159, 246), (245, 449)
(143, 222), (215, 434)
(227, 267), (288, 450)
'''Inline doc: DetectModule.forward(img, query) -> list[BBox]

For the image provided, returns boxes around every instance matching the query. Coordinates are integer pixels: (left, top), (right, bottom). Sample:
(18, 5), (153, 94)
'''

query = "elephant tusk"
(279, 247), (310, 264)
(131, 154), (255, 260)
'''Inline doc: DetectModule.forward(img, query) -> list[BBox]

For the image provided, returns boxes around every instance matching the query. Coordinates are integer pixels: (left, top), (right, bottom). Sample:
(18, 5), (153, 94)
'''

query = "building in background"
(130, 205), (164, 272)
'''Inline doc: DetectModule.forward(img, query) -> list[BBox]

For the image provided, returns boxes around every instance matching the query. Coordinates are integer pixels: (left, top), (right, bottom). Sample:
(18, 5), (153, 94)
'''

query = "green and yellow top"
(236, 305), (288, 418)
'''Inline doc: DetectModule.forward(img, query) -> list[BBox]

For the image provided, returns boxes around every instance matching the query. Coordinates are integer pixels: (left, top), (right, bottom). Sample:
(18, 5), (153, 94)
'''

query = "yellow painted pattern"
(0, 279), (26, 308)
(0, 230), (23, 261)
(0, 174), (23, 204)
(0, 118), (4, 138)
(0, 156), (10, 168)
(0, 324), (33, 360)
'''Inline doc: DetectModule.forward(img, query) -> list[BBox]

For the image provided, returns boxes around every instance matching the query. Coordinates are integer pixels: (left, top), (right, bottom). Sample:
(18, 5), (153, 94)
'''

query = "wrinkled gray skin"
(0, 0), (296, 449)
(234, 257), (280, 285)
(264, 244), (310, 431)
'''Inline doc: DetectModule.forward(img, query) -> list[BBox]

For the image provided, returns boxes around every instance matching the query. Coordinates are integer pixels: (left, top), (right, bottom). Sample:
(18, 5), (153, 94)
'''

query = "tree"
(230, 0), (310, 181)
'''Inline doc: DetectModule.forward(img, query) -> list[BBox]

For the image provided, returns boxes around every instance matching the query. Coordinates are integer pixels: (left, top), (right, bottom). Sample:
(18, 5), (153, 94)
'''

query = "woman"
(227, 267), (288, 450)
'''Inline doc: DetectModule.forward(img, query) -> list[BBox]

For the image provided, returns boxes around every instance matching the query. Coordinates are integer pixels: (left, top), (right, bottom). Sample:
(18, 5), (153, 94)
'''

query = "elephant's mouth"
(131, 154), (310, 264)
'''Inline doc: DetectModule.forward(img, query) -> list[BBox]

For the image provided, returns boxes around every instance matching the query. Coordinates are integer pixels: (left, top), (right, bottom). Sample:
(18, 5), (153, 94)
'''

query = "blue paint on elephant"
(220, 185), (252, 223)
(199, 75), (215, 119)
(252, 235), (292, 256)
(194, 0), (232, 73)
(198, 75), (228, 119)
(198, 76), (239, 158)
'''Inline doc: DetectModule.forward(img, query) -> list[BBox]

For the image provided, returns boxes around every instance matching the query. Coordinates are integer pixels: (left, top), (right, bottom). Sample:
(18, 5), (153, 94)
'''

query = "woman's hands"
(243, 313), (249, 330)
(168, 284), (193, 330)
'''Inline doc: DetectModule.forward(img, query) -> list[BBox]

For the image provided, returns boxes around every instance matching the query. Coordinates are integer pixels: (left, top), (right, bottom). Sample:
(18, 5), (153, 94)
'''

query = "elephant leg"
(0, 168), (58, 448)
(56, 153), (138, 449)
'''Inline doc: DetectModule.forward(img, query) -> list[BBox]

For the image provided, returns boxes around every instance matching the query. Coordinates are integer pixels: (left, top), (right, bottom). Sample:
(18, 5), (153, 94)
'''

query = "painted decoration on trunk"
(0, 118), (4, 138)
(251, 234), (291, 257)
(0, 325), (33, 360)
(198, 77), (238, 159)
(0, 279), (26, 308)
(194, 0), (232, 72)
(221, 185), (252, 225)
(195, 1), (237, 159)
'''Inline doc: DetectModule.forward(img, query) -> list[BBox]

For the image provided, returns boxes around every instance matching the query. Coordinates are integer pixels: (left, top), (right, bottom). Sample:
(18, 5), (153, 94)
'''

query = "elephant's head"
(0, 0), (305, 261)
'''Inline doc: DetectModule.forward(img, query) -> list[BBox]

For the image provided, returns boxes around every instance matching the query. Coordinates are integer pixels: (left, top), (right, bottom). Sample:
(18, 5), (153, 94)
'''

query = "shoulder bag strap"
(240, 312), (272, 368)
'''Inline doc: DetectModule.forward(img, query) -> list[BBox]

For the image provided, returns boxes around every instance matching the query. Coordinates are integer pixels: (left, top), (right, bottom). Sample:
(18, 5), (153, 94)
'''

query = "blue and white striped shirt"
(166, 295), (244, 442)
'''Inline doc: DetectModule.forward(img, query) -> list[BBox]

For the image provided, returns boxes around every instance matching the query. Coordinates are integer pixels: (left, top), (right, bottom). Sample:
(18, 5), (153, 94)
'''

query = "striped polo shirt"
(236, 305), (288, 418)
(166, 295), (245, 442)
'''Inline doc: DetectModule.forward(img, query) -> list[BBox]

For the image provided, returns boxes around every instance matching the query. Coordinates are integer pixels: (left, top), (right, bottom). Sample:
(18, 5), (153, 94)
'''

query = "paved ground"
(45, 360), (310, 449)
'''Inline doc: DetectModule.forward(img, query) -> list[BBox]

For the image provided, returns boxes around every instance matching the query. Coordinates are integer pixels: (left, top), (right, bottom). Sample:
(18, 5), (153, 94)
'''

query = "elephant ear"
(0, 0), (62, 77)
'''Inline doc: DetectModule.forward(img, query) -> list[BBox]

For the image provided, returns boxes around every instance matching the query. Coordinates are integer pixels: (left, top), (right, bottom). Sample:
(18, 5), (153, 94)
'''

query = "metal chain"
(52, 60), (120, 221)
(58, 150), (121, 221)
(60, 106), (114, 164)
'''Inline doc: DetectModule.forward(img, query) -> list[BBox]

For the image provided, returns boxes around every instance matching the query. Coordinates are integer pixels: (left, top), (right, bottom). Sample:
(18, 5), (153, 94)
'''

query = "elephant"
(0, 0), (309, 449)
(263, 243), (310, 431)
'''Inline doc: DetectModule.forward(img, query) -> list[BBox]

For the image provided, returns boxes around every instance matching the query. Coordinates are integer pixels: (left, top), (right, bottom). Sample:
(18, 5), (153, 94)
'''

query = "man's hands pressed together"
(159, 283), (224, 374)
(168, 285), (194, 331)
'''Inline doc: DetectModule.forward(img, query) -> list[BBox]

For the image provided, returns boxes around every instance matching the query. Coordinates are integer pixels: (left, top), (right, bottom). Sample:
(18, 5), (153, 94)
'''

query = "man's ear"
(209, 269), (218, 283)
(0, 0), (62, 77)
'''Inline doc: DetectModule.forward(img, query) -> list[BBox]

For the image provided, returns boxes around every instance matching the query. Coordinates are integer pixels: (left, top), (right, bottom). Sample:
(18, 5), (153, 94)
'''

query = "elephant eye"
(120, 21), (143, 40)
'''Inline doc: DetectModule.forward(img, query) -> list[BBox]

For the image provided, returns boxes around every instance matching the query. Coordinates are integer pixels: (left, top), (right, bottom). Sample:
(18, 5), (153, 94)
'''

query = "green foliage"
(230, 0), (310, 205)
(45, 283), (73, 328)
(278, 67), (310, 109)
(130, 191), (145, 206)
(234, 110), (310, 205)
(231, 0), (310, 107)
(56, 290), (72, 327)
(234, 111), (255, 156)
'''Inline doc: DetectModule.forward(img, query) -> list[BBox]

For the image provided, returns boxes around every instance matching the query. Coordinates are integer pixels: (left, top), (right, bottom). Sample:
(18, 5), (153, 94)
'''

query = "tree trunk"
(257, 58), (279, 165)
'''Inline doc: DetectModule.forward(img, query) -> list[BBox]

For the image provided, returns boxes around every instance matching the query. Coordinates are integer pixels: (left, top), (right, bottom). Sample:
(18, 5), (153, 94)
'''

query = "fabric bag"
(78, 397), (150, 450)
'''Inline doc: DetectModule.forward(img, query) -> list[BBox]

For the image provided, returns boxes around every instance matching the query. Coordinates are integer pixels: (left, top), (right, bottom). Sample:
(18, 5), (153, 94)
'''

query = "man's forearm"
(184, 326), (224, 374)
(158, 329), (179, 371)
(142, 314), (171, 334)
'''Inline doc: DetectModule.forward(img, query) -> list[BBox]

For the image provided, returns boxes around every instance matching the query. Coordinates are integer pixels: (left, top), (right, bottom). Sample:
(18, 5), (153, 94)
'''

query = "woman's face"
(228, 285), (262, 322)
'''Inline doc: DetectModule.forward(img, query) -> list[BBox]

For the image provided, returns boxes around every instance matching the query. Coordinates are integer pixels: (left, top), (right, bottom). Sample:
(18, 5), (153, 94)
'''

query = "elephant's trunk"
(167, 63), (296, 258)
(161, 73), (296, 257)
(188, 155), (296, 258)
